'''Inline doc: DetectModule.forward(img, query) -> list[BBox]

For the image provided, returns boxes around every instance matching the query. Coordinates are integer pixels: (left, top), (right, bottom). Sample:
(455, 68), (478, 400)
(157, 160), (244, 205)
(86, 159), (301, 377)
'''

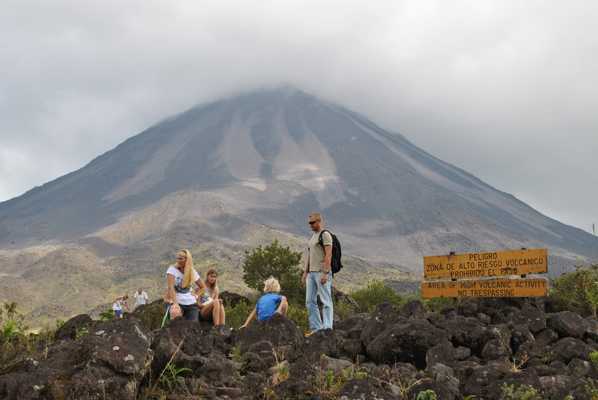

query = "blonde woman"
(241, 277), (288, 328)
(198, 269), (226, 329)
(165, 249), (205, 321)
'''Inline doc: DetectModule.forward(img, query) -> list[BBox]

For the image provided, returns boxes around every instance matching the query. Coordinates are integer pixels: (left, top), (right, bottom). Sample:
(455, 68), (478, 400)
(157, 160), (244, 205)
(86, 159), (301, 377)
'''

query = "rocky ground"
(1, 296), (598, 400)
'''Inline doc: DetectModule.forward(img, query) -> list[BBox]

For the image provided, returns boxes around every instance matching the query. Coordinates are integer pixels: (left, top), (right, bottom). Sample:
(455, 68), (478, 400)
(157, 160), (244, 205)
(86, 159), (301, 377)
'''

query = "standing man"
(134, 288), (149, 309)
(302, 212), (333, 335)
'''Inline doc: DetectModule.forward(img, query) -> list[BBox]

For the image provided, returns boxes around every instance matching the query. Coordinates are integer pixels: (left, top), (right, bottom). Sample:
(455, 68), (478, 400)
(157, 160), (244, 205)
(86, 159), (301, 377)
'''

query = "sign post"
(421, 248), (548, 299)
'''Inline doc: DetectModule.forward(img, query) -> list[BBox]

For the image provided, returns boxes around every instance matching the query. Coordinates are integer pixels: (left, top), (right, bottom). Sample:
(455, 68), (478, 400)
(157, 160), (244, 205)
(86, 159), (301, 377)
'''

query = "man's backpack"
(318, 230), (343, 275)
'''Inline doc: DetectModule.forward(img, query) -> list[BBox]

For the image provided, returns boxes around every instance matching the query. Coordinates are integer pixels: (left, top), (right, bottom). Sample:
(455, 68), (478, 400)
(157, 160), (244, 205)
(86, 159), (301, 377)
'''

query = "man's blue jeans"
(306, 271), (333, 331)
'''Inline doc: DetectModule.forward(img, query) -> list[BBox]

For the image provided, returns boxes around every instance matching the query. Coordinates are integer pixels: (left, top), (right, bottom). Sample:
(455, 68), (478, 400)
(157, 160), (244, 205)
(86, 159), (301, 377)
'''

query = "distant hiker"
(198, 268), (227, 331)
(112, 297), (125, 319)
(302, 212), (334, 335)
(121, 295), (130, 312)
(165, 249), (205, 321)
(240, 277), (288, 328)
(134, 288), (149, 308)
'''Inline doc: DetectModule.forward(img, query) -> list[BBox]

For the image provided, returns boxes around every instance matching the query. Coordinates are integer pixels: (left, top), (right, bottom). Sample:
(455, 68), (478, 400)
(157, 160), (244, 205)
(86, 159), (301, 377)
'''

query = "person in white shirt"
(112, 297), (124, 318)
(134, 288), (149, 308)
(165, 249), (205, 321)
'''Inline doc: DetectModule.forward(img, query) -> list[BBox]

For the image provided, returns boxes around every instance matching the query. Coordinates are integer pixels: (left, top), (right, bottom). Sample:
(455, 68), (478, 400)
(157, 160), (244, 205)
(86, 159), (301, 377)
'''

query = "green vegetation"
(286, 304), (309, 332)
(226, 300), (254, 329)
(0, 302), (58, 370)
(500, 383), (542, 400)
(242, 240), (304, 303)
(312, 362), (368, 399)
(99, 309), (115, 321)
(415, 390), (438, 400)
(159, 363), (192, 392)
(590, 351), (598, 369)
(350, 280), (404, 313)
(551, 265), (598, 316)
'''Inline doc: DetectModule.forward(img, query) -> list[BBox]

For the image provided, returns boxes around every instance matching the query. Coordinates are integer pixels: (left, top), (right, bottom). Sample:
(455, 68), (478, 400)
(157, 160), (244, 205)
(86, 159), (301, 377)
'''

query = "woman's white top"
(166, 265), (200, 305)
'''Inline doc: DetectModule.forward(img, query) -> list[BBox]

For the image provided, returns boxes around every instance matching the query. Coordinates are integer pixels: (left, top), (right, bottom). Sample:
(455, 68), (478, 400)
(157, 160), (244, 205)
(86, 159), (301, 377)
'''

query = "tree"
(242, 240), (303, 303)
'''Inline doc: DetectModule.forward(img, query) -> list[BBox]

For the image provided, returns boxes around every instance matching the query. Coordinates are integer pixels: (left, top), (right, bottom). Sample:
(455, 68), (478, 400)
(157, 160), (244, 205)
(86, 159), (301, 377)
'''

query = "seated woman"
(165, 249), (205, 321)
(198, 268), (226, 330)
(241, 277), (288, 328)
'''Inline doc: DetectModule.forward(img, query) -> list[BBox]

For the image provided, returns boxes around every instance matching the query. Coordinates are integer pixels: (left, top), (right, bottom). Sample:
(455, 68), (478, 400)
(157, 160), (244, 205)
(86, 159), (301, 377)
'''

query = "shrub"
(242, 240), (304, 303)
(226, 301), (254, 329)
(551, 265), (598, 316)
(99, 309), (115, 321)
(590, 351), (598, 369)
(350, 280), (404, 313)
(500, 383), (542, 400)
(287, 305), (309, 333)
(416, 390), (438, 400)
(0, 302), (27, 344)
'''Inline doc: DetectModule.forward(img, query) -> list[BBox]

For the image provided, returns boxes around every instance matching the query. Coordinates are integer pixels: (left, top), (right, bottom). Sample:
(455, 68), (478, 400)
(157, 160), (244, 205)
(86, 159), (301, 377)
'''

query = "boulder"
(237, 313), (303, 354)
(547, 311), (586, 338)
(366, 319), (446, 368)
(568, 358), (592, 377)
(338, 377), (400, 400)
(515, 303), (547, 334)
(399, 300), (426, 319)
(360, 302), (402, 346)
(152, 319), (230, 374)
(130, 299), (167, 331)
(431, 315), (493, 356)
(0, 318), (152, 400)
(585, 317), (598, 342)
(54, 314), (94, 341)
(426, 339), (471, 368)
(481, 339), (511, 361)
(538, 375), (576, 399)
(550, 337), (592, 363)
(424, 363), (461, 399)
(534, 328), (559, 347)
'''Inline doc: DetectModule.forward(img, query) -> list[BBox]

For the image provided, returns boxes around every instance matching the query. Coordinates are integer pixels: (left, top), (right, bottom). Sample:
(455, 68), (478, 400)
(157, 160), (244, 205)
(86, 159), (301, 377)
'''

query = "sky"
(1, 1), (597, 232)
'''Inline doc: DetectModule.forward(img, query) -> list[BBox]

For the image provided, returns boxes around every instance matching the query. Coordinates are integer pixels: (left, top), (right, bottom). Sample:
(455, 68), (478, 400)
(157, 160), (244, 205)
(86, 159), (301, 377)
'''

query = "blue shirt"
(256, 293), (282, 321)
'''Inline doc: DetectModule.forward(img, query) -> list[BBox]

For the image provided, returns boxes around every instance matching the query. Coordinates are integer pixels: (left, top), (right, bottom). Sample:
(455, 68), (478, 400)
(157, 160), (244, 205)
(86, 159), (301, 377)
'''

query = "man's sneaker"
(304, 330), (317, 337)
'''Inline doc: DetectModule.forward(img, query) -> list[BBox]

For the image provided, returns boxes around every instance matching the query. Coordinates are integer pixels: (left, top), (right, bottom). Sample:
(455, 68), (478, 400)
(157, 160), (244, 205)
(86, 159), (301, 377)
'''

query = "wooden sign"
(424, 248), (548, 280)
(421, 278), (548, 299)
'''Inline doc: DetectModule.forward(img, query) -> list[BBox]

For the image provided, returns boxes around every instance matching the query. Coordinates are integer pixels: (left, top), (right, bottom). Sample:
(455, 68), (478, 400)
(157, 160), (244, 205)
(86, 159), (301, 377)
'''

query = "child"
(112, 297), (124, 319)
(241, 277), (288, 328)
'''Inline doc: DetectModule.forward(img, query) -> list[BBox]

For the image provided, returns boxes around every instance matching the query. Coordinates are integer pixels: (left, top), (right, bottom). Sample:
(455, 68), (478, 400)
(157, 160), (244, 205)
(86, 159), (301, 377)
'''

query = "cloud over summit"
(1, 0), (597, 230)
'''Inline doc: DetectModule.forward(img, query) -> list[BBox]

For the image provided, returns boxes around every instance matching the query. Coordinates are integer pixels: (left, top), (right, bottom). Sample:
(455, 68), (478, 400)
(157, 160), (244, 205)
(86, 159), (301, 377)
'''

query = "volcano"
(0, 86), (596, 321)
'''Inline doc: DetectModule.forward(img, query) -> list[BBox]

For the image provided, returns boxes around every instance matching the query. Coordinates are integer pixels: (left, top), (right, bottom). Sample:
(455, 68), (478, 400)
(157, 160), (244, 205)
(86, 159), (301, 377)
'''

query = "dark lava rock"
(131, 299), (166, 331)
(54, 314), (94, 341)
(547, 311), (587, 338)
(550, 337), (592, 363)
(366, 319), (446, 368)
(0, 318), (152, 400)
(237, 313), (303, 354)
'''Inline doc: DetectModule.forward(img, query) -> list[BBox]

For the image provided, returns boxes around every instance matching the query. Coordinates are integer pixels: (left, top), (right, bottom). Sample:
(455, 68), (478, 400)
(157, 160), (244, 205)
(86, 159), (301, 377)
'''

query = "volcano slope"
(0, 86), (596, 322)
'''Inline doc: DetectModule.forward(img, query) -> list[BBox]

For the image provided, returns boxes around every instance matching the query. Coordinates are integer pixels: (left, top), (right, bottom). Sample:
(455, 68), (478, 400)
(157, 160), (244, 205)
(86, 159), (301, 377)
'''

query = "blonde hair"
(263, 277), (281, 293)
(309, 212), (323, 222)
(177, 249), (197, 289)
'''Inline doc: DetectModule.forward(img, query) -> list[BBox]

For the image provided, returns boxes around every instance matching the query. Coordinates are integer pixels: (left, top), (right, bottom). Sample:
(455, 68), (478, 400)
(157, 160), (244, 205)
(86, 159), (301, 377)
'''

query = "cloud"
(1, 0), (597, 231)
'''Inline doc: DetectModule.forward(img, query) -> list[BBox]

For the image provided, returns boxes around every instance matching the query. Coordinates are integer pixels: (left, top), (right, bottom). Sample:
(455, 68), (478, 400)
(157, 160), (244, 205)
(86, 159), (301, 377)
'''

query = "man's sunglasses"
(308, 220), (319, 225)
